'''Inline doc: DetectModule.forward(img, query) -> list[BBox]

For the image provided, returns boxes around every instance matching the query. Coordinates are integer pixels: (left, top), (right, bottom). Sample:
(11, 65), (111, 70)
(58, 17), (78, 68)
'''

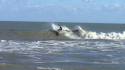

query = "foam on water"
(0, 39), (125, 69)
(84, 31), (125, 39)
(0, 40), (125, 54)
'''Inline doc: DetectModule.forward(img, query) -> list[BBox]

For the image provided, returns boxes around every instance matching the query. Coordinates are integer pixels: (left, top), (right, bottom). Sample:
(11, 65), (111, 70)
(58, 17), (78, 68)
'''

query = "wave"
(0, 23), (125, 40)
(51, 23), (125, 39)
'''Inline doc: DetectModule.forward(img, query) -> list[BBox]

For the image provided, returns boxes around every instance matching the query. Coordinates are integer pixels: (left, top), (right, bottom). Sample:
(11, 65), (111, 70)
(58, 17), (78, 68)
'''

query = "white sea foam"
(0, 39), (125, 67)
(84, 31), (125, 39)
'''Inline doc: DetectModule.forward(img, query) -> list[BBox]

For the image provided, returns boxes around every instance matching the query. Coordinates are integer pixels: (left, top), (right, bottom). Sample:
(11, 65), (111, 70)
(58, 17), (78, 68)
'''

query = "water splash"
(51, 23), (81, 39)
(51, 23), (59, 31)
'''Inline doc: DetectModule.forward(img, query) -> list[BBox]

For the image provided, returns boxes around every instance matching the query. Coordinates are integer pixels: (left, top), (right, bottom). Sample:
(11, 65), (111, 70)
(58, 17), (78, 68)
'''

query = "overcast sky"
(0, 0), (125, 23)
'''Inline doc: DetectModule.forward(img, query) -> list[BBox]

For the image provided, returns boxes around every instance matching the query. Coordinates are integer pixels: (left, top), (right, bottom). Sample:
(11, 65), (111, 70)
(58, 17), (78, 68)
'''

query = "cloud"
(2, 0), (5, 2)
(59, 0), (98, 1)
(103, 4), (125, 10)
(0, 0), (29, 12)
(113, 4), (121, 7)
(0, 0), (125, 17)
(59, 0), (66, 1)
(63, 6), (77, 11)
(82, 0), (99, 2)
(0, 0), (124, 12)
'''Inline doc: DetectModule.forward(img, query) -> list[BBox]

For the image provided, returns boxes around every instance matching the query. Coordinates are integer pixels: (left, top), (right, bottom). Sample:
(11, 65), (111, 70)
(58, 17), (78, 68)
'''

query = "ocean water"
(0, 21), (125, 70)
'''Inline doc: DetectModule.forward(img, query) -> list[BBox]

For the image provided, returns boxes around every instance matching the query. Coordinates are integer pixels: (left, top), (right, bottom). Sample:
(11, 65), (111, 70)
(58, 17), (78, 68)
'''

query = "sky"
(0, 0), (125, 23)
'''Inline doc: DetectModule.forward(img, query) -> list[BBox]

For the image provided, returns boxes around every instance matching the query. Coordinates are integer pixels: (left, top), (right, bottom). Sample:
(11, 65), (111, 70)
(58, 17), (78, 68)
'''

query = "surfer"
(58, 25), (62, 31)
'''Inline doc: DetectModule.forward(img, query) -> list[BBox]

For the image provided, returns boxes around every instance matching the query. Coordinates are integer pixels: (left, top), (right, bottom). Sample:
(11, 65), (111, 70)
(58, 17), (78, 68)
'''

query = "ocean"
(0, 21), (125, 70)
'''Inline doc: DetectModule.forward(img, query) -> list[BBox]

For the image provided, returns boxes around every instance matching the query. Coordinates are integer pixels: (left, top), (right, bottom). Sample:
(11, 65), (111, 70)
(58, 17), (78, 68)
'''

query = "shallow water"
(0, 39), (125, 70)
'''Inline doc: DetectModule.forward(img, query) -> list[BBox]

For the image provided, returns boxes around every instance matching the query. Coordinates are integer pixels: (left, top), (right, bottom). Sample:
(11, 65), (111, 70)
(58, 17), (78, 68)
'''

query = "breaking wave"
(0, 23), (125, 40)
(51, 23), (125, 39)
